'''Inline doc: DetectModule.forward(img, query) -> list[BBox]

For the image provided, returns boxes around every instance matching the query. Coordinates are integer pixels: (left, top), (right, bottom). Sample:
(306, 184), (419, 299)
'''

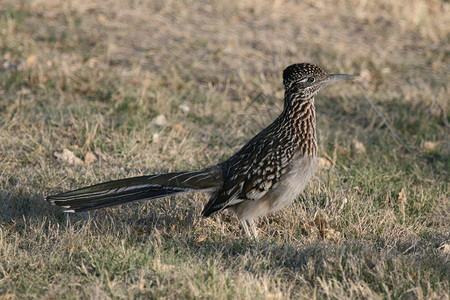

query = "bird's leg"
(240, 219), (252, 238)
(247, 219), (259, 241)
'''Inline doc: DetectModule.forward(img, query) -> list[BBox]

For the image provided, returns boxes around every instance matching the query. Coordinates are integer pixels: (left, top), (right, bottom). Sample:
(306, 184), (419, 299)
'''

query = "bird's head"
(283, 63), (354, 101)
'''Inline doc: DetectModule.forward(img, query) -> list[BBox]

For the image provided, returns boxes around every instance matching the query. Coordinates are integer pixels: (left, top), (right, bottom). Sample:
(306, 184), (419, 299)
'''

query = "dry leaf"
(26, 55), (37, 68)
(324, 228), (341, 240)
(54, 149), (84, 165)
(196, 235), (207, 243)
(340, 197), (348, 211)
(84, 151), (97, 164)
(439, 243), (450, 254)
(96, 14), (108, 24)
(318, 157), (332, 168)
(351, 139), (366, 155)
(422, 141), (440, 151)
(174, 124), (184, 135)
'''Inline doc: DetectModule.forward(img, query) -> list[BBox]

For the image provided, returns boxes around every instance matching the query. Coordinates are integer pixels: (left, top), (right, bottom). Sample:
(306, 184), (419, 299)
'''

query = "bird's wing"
(202, 134), (294, 217)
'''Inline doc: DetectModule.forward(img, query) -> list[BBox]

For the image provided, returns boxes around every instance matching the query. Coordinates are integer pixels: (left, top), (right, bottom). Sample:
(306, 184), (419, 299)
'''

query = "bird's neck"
(281, 97), (317, 157)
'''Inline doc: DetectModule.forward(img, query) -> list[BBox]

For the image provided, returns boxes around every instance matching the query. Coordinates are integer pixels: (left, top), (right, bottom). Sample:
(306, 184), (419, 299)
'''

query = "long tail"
(46, 168), (222, 212)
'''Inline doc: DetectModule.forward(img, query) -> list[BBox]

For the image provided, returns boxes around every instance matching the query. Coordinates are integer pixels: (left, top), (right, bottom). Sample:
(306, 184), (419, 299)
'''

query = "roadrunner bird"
(46, 63), (354, 239)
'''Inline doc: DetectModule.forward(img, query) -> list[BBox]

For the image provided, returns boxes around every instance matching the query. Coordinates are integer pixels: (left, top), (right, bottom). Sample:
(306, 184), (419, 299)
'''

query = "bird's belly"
(231, 155), (318, 220)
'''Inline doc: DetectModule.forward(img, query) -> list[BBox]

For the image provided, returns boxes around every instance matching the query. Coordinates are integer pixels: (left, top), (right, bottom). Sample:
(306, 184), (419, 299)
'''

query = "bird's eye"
(308, 77), (315, 83)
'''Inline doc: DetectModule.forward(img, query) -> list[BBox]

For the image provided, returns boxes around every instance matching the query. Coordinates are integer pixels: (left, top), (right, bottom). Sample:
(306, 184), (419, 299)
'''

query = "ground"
(0, 0), (449, 298)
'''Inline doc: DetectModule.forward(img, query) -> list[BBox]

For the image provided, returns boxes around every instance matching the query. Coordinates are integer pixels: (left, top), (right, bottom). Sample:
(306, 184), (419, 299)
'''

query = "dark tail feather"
(46, 168), (221, 212)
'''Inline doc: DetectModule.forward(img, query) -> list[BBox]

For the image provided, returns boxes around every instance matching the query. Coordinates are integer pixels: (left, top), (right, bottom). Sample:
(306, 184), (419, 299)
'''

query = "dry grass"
(1, 0), (449, 298)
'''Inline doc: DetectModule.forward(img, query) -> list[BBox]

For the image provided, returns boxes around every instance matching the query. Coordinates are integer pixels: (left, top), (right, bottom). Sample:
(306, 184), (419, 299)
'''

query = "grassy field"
(1, 0), (449, 298)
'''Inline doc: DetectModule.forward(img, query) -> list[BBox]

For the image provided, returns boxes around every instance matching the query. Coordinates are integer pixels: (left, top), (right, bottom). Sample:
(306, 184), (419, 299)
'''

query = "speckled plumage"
(47, 63), (354, 239)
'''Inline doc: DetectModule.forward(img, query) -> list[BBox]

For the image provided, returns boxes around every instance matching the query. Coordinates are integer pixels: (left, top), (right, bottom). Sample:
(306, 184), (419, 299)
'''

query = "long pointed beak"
(322, 74), (355, 87)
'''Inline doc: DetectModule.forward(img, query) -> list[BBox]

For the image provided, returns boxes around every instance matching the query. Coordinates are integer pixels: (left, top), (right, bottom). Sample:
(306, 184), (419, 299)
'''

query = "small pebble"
(154, 114), (167, 126)
(179, 104), (190, 113)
